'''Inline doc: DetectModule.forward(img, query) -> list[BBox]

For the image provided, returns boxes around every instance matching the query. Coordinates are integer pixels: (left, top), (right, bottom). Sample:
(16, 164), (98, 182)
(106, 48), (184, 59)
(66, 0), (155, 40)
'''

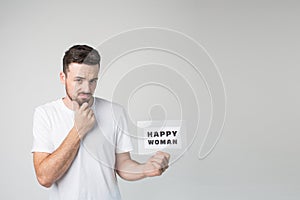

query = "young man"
(32, 45), (170, 200)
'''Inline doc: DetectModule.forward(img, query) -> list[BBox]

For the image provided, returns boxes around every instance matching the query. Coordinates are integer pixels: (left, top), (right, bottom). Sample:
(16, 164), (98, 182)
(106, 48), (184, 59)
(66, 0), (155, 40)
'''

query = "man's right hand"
(73, 101), (96, 139)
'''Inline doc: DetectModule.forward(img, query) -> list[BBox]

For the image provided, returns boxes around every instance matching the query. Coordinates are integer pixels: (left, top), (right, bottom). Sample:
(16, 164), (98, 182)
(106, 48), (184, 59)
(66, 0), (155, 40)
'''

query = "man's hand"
(143, 151), (170, 177)
(73, 101), (96, 139)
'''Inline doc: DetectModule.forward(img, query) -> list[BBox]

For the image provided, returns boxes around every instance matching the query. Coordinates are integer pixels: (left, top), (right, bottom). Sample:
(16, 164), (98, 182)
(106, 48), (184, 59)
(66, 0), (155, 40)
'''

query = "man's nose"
(81, 81), (91, 93)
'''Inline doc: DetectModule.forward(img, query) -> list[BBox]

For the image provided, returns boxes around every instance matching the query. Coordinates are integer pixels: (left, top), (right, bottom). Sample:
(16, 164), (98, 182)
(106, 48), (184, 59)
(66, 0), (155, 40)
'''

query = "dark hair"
(62, 44), (101, 76)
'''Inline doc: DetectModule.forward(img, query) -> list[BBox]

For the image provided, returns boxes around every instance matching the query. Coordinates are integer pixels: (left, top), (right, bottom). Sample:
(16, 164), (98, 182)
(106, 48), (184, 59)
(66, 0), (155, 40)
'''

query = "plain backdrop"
(0, 0), (299, 199)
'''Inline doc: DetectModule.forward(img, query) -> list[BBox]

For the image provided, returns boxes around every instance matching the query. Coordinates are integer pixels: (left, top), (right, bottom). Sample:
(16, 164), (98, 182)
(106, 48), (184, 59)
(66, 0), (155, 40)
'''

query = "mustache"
(78, 92), (92, 95)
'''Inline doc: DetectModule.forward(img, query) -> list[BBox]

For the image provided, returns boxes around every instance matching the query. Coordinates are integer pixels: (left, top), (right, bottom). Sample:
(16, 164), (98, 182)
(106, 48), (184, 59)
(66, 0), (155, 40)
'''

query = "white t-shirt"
(32, 97), (133, 200)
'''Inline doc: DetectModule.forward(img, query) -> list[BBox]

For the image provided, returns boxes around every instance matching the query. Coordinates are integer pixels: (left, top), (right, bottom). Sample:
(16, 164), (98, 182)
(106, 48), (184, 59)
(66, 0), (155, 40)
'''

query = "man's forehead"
(68, 63), (99, 77)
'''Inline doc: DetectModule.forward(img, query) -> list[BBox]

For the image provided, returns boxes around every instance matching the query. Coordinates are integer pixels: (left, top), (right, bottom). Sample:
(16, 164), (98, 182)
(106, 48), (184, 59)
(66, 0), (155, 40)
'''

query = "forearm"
(116, 151), (170, 181)
(116, 159), (147, 181)
(35, 127), (80, 187)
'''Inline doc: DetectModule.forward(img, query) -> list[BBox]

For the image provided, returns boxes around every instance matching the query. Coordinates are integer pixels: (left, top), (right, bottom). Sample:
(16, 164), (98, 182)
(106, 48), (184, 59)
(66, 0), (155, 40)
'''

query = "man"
(32, 44), (170, 200)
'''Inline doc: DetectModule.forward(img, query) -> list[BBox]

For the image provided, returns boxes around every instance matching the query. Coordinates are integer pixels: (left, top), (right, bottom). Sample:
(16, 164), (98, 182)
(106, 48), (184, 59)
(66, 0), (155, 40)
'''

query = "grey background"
(0, 0), (299, 199)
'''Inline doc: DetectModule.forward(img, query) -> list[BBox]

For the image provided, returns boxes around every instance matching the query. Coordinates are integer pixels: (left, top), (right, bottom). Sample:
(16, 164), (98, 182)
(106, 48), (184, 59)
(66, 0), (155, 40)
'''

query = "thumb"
(72, 100), (80, 111)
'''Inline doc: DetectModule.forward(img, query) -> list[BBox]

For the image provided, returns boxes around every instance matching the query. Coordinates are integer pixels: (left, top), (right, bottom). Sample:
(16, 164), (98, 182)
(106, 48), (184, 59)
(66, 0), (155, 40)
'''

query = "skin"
(33, 63), (170, 187)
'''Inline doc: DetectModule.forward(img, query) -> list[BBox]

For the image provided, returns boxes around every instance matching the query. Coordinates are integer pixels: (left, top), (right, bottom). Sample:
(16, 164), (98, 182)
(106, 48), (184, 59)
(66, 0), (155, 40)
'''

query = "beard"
(65, 84), (93, 106)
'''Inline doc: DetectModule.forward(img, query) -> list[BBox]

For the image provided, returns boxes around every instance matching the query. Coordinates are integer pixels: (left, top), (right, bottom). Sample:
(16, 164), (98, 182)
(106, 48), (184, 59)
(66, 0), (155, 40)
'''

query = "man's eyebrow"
(74, 76), (85, 79)
(74, 76), (98, 80)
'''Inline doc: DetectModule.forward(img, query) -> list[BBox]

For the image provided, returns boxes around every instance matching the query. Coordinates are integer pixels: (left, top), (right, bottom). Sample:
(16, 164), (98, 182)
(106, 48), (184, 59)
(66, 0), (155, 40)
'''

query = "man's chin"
(76, 98), (92, 106)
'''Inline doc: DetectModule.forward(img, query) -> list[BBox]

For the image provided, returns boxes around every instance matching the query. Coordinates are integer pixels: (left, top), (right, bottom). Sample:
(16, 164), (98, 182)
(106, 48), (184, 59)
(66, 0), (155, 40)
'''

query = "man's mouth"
(78, 93), (92, 98)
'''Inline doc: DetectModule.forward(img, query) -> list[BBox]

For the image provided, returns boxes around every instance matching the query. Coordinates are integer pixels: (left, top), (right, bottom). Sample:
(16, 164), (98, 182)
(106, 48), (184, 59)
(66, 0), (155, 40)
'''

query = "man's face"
(63, 63), (99, 106)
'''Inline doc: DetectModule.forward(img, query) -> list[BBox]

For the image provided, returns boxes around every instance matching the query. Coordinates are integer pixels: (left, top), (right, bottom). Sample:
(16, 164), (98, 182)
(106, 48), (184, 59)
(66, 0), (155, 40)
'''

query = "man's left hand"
(143, 151), (170, 177)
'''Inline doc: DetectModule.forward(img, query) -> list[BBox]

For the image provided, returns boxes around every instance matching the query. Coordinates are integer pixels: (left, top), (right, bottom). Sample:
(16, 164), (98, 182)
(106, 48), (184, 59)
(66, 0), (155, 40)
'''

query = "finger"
(150, 161), (167, 175)
(156, 151), (171, 162)
(155, 152), (170, 172)
(88, 109), (94, 118)
(166, 153), (170, 162)
(156, 151), (169, 157)
(145, 162), (161, 176)
(150, 161), (162, 172)
(79, 102), (89, 112)
(150, 157), (167, 169)
(163, 152), (170, 162)
(152, 154), (169, 167)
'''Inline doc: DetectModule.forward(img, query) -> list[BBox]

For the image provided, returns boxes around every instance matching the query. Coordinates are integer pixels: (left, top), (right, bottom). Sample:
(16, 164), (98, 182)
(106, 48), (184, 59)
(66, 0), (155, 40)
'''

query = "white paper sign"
(137, 120), (186, 154)
(144, 126), (182, 149)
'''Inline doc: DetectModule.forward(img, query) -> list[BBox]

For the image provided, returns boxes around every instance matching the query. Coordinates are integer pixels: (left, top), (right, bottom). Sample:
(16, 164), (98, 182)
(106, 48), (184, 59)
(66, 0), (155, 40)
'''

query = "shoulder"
(34, 99), (62, 115)
(95, 97), (124, 110)
(94, 97), (126, 116)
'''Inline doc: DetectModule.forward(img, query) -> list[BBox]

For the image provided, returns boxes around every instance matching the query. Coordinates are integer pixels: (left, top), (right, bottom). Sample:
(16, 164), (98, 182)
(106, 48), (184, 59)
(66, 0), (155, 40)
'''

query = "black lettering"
(154, 131), (159, 137)
(160, 131), (165, 137)
(172, 131), (177, 137)
(160, 139), (166, 145)
(147, 132), (153, 137)
(148, 139), (178, 146)
(166, 131), (171, 137)
(148, 140), (154, 145)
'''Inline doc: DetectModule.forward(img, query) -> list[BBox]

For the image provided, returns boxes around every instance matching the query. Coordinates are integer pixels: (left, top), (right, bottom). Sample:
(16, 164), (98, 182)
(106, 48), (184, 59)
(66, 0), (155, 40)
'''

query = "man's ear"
(59, 72), (66, 84)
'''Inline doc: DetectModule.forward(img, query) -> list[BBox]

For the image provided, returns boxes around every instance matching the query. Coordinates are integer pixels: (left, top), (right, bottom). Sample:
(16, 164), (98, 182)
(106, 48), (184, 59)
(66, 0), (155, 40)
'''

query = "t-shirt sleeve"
(32, 107), (54, 153)
(115, 107), (133, 154)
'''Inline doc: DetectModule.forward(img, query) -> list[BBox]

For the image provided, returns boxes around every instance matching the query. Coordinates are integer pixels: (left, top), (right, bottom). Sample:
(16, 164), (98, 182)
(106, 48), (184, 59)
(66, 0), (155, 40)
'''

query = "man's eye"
(75, 79), (83, 83)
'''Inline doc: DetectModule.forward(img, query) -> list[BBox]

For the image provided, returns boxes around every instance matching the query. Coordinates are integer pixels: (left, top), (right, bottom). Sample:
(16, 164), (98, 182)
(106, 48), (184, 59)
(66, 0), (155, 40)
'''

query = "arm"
(33, 102), (95, 187)
(33, 127), (80, 187)
(115, 151), (170, 181)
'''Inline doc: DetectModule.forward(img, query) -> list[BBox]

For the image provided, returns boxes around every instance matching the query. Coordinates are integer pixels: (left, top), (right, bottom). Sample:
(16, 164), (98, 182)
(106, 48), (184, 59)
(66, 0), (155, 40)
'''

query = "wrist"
(72, 126), (85, 140)
(141, 162), (154, 178)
